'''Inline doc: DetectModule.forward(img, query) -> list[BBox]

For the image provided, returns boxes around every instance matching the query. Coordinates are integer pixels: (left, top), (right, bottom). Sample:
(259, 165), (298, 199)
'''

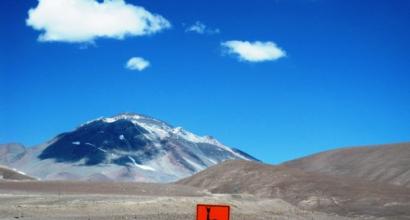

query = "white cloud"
(221, 40), (286, 62)
(185, 21), (220, 35)
(26, 0), (171, 43)
(125, 57), (150, 71)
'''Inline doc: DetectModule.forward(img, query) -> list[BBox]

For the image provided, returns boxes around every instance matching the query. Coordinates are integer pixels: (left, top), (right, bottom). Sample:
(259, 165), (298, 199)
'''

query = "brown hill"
(0, 166), (35, 181)
(284, 142), (410, 187)
(178, 160), (410, 219)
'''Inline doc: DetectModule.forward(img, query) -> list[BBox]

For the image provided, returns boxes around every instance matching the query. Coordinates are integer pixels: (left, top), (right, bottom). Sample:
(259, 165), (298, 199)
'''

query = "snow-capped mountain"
(0, 113), (257, 182)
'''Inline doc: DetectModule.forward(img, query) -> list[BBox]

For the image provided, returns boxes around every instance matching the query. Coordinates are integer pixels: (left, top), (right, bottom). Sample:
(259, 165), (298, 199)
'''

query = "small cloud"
(26, 0), (171, 43)
(125, 57), (150, 71)
(185, 21), (220, 35)
(221, 40), (286, 62)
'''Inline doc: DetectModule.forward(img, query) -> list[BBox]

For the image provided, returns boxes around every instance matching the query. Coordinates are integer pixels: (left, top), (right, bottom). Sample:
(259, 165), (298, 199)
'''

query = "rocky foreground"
(0, 188), (373, 220)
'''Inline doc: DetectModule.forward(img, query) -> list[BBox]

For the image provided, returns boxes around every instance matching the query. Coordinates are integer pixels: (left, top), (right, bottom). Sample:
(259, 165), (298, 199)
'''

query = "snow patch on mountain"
(128, 156), (155, 171)
(184, 157), (206, 170)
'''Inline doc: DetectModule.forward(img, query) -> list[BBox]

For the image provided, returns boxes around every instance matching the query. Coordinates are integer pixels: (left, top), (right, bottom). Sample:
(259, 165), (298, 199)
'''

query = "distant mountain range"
(2, 116), (410, 218)
(0, 113), (256, 182)
(1, 112), (409, 191)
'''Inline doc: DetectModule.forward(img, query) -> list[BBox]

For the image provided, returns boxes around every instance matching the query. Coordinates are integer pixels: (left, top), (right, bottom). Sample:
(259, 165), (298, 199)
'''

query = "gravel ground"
(0, 193), (384, 220)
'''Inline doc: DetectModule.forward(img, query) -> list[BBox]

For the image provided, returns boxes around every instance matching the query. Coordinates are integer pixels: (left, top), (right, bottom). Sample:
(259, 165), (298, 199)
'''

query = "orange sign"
(196, 204), (230, 220)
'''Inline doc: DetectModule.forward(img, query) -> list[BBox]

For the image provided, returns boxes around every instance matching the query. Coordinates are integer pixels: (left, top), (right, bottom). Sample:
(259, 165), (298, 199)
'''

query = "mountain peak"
(81, 112), (159, 126)
(2, 113), (257, 182)
(80, 114), (233, 150)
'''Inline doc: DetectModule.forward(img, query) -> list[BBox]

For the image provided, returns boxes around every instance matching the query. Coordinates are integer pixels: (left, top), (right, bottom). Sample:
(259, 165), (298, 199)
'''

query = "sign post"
(196, 204), (230, 220)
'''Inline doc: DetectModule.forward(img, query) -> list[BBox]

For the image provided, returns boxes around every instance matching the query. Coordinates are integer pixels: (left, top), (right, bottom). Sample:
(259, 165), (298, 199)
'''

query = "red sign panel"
(196, 204), (230, 220)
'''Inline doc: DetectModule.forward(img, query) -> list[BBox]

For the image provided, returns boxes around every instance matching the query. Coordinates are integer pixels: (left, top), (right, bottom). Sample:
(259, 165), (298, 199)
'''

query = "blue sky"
(1, 0), (410, 164)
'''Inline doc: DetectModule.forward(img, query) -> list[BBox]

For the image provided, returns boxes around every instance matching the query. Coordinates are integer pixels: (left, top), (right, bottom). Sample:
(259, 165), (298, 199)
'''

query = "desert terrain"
(179, 160), (410, 219)
(1, 143), (409, 219)
(0, 180), (378, 220)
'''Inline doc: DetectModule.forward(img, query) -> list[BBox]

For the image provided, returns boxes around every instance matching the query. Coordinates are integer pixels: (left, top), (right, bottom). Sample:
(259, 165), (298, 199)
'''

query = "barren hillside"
(178, 160), (410, 219)
(0, 166), (35, 181)
(284, 142), (410, 187)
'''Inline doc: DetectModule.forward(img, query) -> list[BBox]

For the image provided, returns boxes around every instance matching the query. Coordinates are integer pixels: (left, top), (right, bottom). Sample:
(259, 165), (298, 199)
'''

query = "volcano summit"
(0, 113), (257, 182)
